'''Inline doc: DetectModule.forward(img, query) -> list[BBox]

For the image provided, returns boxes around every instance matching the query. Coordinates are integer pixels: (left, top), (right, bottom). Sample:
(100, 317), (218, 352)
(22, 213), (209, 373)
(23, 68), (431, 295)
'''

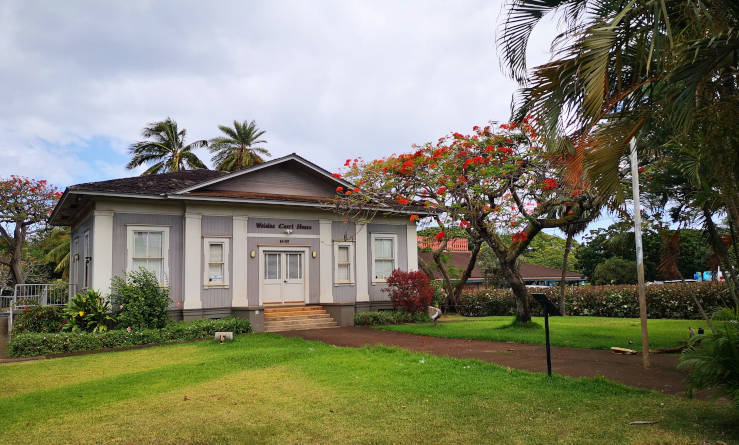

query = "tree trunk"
(451, 242), (482, 304)
(559, 231), (573, 316)
(704, 208), (739, 308)
(500, 261), (531, 323)
(10, 224), (25, 285)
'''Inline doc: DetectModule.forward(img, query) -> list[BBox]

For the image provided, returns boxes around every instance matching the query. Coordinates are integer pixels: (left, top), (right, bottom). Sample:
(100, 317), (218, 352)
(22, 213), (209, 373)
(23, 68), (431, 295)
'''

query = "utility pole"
(629, 137), (650, 368)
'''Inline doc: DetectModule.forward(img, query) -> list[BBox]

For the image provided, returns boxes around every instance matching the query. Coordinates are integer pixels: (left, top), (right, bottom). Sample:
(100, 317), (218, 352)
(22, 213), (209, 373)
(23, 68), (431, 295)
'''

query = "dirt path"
(281, 326), (694, 397)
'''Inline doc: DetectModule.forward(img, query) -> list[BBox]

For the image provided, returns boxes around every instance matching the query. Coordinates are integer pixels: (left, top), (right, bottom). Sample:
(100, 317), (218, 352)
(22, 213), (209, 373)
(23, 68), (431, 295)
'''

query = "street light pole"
(629, 137), (650, 368)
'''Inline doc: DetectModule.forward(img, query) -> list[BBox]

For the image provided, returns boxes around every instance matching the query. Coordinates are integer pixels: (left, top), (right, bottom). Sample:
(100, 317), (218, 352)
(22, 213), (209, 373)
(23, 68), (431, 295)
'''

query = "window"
(286, 253), (302, 280)
(203, 238), (229, 287)
(83, 231), (90, 288)
(72, 237), (79, 285)
(333, 242), (354, 284)
(126, 226), (170, 285)
(264, 252), (281, 279)
(371, 234), (397, 282)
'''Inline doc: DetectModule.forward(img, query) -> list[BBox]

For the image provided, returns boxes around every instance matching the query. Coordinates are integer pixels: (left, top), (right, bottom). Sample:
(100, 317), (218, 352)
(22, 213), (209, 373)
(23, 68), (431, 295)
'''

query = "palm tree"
(127, 118), (207, 175)
(498, 0), (739, 298)
(209, 120), (270, 172)
(43, 228), (70, 280)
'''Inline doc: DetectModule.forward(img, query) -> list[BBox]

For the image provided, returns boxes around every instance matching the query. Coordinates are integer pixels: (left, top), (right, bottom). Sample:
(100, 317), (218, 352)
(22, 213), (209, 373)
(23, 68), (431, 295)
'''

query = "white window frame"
(83, 230), (90, 288)
(72, 236), (79, 286)
(203, 237), (230, 288)
(126, 225), (170, 285)
(333, 241), (355, 285)
(370, 233), (398, 283)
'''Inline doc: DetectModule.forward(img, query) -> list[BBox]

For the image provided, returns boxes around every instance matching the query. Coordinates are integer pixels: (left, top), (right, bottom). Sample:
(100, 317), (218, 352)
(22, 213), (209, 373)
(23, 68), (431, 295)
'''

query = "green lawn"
(1, 335), (736, 444)
(377, 316), (713, 351)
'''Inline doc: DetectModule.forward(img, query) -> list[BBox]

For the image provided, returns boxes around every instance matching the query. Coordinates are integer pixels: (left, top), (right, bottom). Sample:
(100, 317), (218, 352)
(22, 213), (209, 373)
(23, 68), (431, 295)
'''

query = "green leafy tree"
(127, 118), (207, 175)
(209, 120), (270, 172)
(593, 257), (638, 285)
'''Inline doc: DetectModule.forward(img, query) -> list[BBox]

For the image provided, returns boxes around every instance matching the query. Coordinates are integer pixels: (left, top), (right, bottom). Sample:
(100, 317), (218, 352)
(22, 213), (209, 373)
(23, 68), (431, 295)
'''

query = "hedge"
(457, 282), (732, 319)
(8, 317), (251, 358)
(354, 311), (431, 326)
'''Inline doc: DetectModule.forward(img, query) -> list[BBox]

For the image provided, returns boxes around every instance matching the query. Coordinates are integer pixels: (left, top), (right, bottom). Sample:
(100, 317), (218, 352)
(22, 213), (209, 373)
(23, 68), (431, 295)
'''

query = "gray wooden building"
(49, 154), (418, 332)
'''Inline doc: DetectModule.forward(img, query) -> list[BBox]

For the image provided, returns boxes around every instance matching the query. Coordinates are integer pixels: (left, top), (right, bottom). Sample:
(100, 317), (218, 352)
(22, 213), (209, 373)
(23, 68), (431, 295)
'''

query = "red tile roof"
(418, 251), (583, 281)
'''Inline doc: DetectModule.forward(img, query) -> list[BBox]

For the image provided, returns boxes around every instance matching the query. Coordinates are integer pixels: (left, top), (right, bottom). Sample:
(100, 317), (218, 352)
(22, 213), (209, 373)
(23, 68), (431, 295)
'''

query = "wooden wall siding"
(248, 217), (319, 235)
(112, 213), (184, 304)
(201, 215), (233, 237)
(200, 215), (233, 308)
(246, 236), (320, 306)
(70, 214), (93, 289)
(366, 223), (408, 301)
(331, 220), (356, 303)
(202, 162), (337, 198)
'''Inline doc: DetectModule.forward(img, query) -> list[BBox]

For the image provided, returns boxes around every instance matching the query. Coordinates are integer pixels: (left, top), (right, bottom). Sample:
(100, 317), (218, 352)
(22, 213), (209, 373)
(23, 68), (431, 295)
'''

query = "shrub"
(593, 257), (637, 285)
(712, 307), (739, 321)
(678, 322), (739, 405)
(13, 303), (67, 333)
(65, 290), (116, 333)
(384, 269), (434, 314)
(111, 269), (171, 330)
(7, 317), (252, 358)
(354, 311), (431, 326)
(457, 282), (731, 319)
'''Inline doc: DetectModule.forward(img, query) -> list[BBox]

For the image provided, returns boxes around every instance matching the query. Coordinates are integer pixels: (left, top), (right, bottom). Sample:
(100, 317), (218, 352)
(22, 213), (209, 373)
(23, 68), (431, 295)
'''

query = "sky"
(1, 0), (615, 236)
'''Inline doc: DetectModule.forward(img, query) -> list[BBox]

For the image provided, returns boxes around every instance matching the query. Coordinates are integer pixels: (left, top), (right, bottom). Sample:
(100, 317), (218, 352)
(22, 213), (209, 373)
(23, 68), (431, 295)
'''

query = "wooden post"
(629, 138), (650, 368)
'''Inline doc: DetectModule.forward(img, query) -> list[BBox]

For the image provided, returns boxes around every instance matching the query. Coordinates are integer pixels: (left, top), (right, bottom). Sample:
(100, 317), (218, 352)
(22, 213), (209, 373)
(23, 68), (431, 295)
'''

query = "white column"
(183, 213), (202, 310)
(406, 223), (418, 271)
(319, 219), (333, 304)
(232, 215), (249, 307)
(355, 222), (369, 302)
(91, 210), (113, 295)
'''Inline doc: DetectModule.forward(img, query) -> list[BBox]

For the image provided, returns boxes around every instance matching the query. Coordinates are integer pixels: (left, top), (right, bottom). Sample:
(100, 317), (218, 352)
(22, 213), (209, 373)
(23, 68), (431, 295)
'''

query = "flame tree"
(334, 121), (598, 323)
(0, 176), (61, 285)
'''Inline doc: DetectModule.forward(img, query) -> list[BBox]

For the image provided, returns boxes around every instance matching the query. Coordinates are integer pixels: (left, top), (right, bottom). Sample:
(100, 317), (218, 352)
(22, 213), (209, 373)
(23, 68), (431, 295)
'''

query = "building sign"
(255, 222), (313, 231)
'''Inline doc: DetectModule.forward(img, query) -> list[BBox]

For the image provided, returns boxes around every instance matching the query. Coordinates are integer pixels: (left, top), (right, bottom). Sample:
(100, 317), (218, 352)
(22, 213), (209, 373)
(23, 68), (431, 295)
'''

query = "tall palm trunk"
(559, 231), (574, 315)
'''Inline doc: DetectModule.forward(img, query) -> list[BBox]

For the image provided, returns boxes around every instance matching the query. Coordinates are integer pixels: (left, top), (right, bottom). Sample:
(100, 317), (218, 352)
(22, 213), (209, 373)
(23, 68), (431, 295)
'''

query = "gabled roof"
(173, 153), (353, 194)
(68, 169), (228, 195)
(49, 152), (429, 226)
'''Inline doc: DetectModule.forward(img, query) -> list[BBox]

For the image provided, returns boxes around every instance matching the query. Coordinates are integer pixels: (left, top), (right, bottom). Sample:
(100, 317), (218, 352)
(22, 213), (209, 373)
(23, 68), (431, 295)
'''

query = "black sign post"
(532, 293), (560, 377)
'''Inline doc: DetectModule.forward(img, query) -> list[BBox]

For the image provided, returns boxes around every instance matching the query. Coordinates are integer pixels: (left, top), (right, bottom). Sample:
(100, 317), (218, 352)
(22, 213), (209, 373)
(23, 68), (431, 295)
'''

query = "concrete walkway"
(281, 326), (695, 397)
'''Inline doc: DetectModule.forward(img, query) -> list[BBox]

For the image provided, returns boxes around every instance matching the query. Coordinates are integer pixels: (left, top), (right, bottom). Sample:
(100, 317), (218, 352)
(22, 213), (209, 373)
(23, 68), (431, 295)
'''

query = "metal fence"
(5, 283), (80, 335)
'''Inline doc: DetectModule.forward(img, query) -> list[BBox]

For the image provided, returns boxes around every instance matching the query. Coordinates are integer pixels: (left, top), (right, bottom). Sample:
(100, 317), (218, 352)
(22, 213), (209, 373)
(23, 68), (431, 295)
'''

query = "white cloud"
(0, 0), (560, 187)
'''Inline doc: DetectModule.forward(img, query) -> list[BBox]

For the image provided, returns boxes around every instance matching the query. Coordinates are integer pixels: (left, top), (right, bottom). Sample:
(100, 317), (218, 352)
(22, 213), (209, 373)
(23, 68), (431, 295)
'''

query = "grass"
(0, 334), (737, 444)
(377, 316), (714, 351)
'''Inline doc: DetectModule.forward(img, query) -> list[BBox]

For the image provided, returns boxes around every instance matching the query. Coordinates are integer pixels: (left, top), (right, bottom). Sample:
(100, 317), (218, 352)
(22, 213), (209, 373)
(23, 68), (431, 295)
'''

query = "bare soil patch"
(281, 326), (697, 397)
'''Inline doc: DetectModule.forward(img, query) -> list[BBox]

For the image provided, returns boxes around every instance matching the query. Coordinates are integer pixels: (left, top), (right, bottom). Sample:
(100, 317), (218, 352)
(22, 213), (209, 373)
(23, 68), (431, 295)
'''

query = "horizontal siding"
(112, 213), (184, 305)
(367, 223), (408, 301)
(332, 220), (356, 303)
(203, 162), (337, 198)
(201, 215), (233, 308)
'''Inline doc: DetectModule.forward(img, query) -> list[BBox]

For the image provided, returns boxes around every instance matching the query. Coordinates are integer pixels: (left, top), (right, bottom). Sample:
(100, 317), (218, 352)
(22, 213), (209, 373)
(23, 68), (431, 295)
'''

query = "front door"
(261, 250), (306, 304)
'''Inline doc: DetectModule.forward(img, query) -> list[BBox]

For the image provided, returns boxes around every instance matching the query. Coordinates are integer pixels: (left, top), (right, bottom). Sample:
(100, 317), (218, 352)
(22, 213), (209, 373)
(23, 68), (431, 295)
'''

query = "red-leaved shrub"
(384, 269), (434, 314)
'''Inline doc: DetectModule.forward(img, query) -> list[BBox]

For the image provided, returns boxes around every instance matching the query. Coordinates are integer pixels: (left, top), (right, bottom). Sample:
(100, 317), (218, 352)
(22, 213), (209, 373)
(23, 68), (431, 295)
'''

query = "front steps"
(263, 305), (338, 332)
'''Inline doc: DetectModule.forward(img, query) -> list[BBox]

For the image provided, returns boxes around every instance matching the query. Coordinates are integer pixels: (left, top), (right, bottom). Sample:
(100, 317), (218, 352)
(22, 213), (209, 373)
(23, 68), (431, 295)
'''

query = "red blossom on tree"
(0, 176), (61, 285)
(333, 120), (598, 322)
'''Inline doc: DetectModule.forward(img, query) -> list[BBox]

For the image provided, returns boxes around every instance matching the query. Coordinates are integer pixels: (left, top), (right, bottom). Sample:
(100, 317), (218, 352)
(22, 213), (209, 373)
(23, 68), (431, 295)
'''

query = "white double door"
(261, 248), (307, 304)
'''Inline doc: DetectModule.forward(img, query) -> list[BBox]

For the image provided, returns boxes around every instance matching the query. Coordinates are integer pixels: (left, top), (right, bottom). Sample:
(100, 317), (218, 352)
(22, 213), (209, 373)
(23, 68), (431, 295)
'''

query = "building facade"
(50, 154), (418, 332)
